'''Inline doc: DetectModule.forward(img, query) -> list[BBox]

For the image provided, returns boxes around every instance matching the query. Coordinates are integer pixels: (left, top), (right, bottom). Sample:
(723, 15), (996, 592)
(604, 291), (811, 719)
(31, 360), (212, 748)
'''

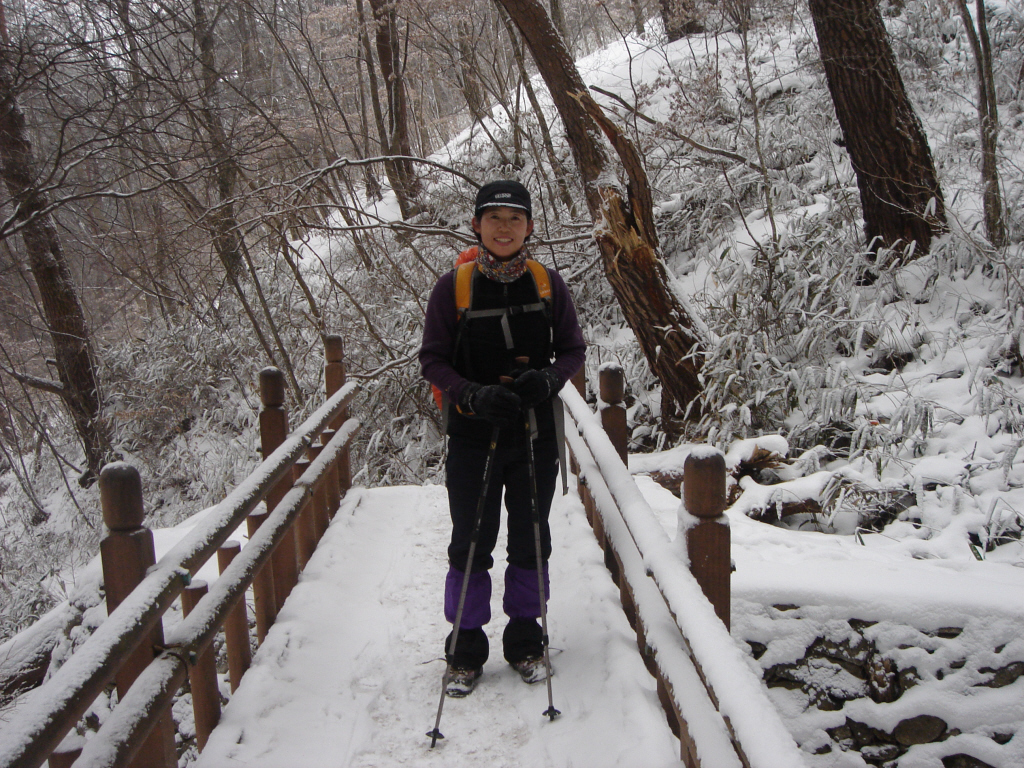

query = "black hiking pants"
(444, 431), (558, 668)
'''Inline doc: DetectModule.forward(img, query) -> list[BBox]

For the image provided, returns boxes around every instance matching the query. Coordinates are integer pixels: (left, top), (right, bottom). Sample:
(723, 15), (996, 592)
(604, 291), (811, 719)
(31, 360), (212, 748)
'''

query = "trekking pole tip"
(543, 706), (561, 721)
(427, 728), (444, 746)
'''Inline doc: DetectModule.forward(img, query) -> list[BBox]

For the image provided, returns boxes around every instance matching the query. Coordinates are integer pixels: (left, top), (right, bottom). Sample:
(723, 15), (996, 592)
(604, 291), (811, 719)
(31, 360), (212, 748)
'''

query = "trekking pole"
(517, 361), (560, 721)
(528, 409), (561, 720)
(428, 423), (501, 747)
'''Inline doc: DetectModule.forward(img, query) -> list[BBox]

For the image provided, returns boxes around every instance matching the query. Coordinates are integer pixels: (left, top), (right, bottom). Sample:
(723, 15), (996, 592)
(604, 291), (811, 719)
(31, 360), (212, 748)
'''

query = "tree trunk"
(956, 0), (1006, 247)
(494, 0), (705, 424)
(725, 0), (751, 35)
(809, 0), (946, 257)
(456, 20), (487, 120)
(660, 0), (703, 42)
(631, 0), (646, 36)
(549, 0), (570, 45)
(354, 33), (384, 202)
(368, 0), (421, 217)
(193, 0), (246, 281)
(0, 45), (110, 483)
(234, 0), (268, 99)
(192, 0), (303, 403)
(356, 0), (411, 216)
(498, 8), (578, 217)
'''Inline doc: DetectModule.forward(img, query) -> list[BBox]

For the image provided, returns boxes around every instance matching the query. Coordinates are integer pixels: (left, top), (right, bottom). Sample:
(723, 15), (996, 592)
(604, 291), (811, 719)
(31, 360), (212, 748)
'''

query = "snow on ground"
(633, 475), (1024, 768)
(193, 484), (680, 768)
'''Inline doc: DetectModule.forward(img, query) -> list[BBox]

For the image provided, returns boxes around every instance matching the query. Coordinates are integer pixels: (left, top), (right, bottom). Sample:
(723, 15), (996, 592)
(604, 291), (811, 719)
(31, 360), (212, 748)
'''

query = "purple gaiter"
(444, 566), (491, 628)
(503, 564), (550, 619)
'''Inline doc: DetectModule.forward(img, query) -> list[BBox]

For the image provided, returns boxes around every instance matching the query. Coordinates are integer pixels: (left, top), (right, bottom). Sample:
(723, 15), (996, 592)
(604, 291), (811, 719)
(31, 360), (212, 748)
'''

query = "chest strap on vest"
(453, 259), (552, 351)
(461, 304), (548, 349)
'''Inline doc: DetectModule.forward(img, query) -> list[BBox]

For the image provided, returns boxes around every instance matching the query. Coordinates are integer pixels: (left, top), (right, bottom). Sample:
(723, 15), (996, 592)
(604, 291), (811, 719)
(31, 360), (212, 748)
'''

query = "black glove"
(510, 367), (561, 409)
(459, 383), (523, 427)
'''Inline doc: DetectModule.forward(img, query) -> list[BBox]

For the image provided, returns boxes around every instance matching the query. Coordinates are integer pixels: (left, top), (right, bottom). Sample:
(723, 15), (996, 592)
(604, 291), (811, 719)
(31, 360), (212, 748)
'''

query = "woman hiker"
(419, 180), (586, 697)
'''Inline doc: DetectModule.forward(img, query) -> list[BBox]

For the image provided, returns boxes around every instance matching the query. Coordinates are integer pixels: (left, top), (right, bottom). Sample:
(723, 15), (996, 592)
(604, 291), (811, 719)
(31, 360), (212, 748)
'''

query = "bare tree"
(630, 0), (646, 36)
(0, 11), (110, 483)
(659, 0), (703, 42)
(494, 0), (705, 427)
(363, 0), (421, 217)
(955, 0), (1006, 247)
(809, 0), (946, 258)
(549, 0), (570, 44)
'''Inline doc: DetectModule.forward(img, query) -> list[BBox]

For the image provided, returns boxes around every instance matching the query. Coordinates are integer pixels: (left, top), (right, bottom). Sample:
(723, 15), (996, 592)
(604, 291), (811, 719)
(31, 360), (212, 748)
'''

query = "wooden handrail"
(160, 382), (358, 578)
(70, 420), (360, 768)
(564, 424), (741, 768)
(561, 383), (807, 768)
(0, 338), (361, 768)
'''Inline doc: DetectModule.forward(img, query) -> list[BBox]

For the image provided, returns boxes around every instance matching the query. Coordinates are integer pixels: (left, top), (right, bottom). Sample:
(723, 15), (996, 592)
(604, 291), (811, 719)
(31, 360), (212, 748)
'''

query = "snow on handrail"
(560, 385), (807, 768)
(71, 419), (362, 768)
(160, 381), (359, 577)
(564, 424), (741, 768)
(0, 383), (359, 768)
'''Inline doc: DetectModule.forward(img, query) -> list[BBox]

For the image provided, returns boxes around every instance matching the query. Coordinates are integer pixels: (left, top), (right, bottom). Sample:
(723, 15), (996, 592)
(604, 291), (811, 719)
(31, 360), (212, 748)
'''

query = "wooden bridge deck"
(193, 484), (679, 768)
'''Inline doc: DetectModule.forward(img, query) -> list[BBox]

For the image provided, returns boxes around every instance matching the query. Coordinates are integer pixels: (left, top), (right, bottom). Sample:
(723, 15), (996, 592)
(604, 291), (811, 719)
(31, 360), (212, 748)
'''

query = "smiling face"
(472, 206), (534, 261)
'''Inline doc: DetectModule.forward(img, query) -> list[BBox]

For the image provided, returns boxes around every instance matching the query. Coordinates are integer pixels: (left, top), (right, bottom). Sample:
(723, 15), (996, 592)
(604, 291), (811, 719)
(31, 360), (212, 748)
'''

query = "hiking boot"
(511, 656), (551, 684)
(445, 665), (482, 697)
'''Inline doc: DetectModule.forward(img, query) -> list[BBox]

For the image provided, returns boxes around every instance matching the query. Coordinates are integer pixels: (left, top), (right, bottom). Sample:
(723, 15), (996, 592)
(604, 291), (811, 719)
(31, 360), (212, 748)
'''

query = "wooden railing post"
(246, 509), (276, 643)
(260, 367), (299, 604)
(569, 366), (586, 478)
(216, 541), (251, 691)
(570, 363), (593, 526)
(599, 363), (628, 465)
(98, 463), (176, 768)
(571, 366), (586, 398)
(180, 581), (221, 750)
(293, 458), (317, 569)
(324, 335), (351, 497)
(305, 444), (330, 541)
(683, 450), (730, 630)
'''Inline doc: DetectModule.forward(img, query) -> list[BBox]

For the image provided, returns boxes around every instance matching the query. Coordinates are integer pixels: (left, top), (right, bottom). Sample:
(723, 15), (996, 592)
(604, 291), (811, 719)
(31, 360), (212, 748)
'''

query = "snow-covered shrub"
(696, 212), (863, 446)
(981, 494), (1024, 551)
(884, 0), (959, 76)
(100, 310), (265, 525)
(0, 486), (99, 643)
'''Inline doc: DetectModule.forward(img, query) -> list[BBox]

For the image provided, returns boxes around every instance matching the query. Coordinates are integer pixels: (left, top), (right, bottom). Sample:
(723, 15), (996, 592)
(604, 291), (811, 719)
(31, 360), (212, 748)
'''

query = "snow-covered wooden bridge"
(192, 483), (680, 767)
(0, 337), (802, 768)
(4, 337), (1023, 768)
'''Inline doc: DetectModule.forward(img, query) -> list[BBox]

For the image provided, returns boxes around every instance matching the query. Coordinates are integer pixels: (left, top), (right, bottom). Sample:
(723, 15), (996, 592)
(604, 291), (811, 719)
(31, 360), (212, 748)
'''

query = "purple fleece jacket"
(419, 265), (586, 404)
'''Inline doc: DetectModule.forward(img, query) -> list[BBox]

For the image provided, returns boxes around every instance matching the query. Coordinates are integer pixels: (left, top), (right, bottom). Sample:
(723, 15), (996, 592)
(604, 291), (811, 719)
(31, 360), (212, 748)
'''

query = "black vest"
(448, 268), (554, 441)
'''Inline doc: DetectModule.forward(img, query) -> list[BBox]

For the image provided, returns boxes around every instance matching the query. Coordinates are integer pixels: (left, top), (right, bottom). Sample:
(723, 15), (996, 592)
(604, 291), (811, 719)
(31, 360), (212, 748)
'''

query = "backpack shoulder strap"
(525, 259), (551, 302)
(457, 258), (549, 311)
(454, 261), (477, 313)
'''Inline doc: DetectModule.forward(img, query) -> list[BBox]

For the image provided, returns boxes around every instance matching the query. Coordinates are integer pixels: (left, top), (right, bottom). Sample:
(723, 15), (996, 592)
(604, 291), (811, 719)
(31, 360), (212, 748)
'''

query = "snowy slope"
(638, 474), (1024, 768)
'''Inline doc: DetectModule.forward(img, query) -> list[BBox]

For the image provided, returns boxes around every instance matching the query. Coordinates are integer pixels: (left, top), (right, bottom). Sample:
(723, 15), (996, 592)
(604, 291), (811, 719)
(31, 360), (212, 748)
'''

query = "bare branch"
(588, 84), (765, 173)
(0, 364), (66, 398)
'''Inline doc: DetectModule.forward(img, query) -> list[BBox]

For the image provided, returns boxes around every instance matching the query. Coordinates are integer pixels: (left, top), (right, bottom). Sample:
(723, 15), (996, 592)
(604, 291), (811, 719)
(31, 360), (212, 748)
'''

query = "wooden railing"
(0, 336), (360, 768)
(562, 365), (808, 768)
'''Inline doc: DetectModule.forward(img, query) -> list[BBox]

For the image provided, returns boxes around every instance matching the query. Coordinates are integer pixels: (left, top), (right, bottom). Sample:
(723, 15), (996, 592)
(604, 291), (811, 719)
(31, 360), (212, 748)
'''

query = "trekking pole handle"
(501, 356), (531, 386)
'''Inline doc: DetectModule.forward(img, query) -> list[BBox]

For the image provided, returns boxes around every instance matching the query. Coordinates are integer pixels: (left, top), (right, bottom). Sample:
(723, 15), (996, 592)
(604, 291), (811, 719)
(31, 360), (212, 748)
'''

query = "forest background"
(0, 0), (1022, 665)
